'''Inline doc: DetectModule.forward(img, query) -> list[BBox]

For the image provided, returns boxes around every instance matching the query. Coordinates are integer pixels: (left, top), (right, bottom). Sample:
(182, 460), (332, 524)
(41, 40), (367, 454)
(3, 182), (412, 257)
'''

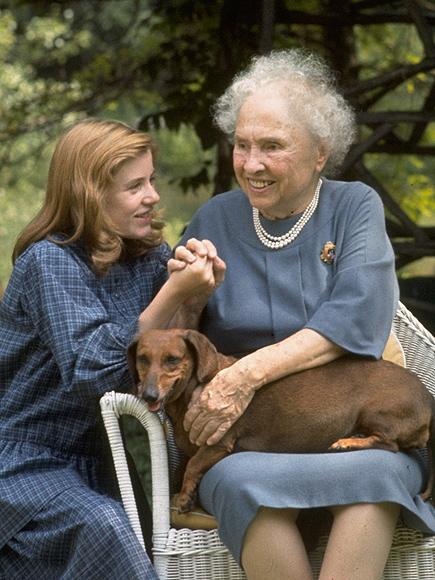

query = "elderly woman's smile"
(248, 179), (275, 190)
(233, 89), (327, 220)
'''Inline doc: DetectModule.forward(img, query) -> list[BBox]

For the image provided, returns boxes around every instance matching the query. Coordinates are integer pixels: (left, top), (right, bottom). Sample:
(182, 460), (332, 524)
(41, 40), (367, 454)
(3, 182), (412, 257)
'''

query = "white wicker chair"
(100, 301), (435, 579)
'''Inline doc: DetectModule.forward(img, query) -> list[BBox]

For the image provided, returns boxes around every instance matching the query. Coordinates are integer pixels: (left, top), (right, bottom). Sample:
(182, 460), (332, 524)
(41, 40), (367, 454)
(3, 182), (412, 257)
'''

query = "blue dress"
(180, 178), (435, 563)
(0, 239), (168, 579)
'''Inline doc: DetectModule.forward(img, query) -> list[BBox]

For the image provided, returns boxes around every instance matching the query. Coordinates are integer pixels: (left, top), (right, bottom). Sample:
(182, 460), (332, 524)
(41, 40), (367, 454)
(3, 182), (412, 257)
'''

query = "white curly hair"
(213, 49), (356, 175)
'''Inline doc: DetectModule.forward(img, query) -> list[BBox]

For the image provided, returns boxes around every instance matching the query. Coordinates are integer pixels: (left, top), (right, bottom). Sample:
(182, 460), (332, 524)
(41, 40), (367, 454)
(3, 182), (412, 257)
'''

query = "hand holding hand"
(168, 238), (226, 292)
(183, 365), (255, 446)
(169, 252), (216, 298)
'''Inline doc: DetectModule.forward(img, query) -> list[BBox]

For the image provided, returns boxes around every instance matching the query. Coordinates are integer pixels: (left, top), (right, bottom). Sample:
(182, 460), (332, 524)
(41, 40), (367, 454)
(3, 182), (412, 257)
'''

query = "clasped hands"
(168, 237), (225, 300)
(168, 238), (256, 447)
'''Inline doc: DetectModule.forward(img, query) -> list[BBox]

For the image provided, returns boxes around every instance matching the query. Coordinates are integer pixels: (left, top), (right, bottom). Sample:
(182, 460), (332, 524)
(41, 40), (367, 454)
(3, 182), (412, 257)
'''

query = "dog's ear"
(182, 329), (221, 383)
(127, 339), (139, 393)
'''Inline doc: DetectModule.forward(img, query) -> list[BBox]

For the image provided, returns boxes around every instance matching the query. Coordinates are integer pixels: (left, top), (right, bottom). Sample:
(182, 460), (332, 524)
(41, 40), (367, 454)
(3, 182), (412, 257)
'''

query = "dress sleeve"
(20, 244), (166, 398)
(152, 243), (171, 295)
(305, 188), (399, 358)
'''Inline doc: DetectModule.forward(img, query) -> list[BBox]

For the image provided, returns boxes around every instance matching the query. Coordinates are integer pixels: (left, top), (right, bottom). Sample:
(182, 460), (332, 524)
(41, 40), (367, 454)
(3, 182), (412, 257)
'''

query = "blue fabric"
(0, 238), (169, 578)
(181, 178), (435, 563)
(199, 449), (435, 564)
(180, 178), (399, 358)
(0, 443), (157, 579)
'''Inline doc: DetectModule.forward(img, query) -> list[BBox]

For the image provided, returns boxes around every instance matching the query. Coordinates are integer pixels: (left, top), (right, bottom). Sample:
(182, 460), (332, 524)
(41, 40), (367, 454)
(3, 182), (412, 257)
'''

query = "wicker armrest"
(100, 391), (171, 550)
(394, 302), (435, 398)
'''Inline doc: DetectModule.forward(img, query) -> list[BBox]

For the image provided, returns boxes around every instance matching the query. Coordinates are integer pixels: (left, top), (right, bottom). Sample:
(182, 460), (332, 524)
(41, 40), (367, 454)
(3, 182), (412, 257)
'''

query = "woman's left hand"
(183, 365), (256, 446)
(168, 238), (226, 291)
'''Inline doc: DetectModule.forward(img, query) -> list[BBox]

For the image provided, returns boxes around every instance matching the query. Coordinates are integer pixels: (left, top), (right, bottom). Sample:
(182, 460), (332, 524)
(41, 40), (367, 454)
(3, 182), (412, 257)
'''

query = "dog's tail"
(421, 396), (435, 503)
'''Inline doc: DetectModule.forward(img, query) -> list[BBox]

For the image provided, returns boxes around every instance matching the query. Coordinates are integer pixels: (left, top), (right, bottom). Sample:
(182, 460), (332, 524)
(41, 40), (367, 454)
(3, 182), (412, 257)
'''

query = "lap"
(198, 449), (431, 564)
(200, 449), (425, 503)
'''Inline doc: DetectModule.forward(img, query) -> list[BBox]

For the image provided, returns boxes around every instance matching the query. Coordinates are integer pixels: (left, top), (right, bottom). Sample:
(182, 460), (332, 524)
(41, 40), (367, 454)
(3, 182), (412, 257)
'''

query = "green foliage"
(0, 136), (51, 285)
(1, 0), (435, 291)
(154, 124), (214, 183)
(356, 23), (424, 75)
(367, 153), (435, 222)
(355, 23), (435, 223)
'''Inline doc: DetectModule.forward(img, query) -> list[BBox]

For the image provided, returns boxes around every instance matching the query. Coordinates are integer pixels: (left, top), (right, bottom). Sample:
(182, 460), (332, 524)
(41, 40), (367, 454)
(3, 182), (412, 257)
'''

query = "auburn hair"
(13, 118), (164, 274)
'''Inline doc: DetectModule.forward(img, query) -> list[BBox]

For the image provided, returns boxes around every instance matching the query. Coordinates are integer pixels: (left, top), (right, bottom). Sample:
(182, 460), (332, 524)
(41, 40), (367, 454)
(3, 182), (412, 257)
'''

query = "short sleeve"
(305, 188), (399, 358)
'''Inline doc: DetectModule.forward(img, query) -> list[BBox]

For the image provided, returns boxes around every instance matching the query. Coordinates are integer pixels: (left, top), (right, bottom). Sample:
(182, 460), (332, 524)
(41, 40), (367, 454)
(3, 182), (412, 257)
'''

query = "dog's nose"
(142, 385), (159, 404)
(143, 392), (158, 403)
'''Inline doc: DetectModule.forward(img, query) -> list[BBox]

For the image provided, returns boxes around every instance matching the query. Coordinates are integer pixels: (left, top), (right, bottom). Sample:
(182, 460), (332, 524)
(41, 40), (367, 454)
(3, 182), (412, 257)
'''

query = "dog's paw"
(173, 491), (197, 513)
(330, 434), (394, 452)
(329, 435), (377, 451)
(329, 437), (361, 451)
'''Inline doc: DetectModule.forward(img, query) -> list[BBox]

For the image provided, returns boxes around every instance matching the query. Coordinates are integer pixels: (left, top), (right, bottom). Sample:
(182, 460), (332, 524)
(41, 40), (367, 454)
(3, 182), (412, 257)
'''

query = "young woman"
(0, 118), (223, 579)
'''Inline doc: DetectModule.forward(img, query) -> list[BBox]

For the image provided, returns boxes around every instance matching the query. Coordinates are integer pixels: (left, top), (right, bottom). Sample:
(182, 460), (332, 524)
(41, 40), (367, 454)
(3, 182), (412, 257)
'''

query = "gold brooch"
(320, 241), (336, 264)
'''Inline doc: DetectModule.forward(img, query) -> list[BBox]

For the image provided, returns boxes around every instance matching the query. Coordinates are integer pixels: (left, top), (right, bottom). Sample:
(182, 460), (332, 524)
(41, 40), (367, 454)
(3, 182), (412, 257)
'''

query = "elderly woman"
(175, 50), (435, 580)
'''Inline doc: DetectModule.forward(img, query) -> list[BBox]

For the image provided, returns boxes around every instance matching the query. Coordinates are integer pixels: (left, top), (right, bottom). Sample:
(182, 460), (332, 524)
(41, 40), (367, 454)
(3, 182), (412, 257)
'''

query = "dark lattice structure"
(256, 0), (435, 271)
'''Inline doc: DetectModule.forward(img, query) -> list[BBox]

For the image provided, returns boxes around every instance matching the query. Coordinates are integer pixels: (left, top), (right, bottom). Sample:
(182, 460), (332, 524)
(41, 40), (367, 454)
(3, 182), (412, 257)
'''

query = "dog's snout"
(142, 388), (159, 404)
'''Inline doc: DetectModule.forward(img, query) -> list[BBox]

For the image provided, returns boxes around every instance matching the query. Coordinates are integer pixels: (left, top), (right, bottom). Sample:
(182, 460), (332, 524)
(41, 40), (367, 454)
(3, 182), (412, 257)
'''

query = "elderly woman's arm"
(184, 327), (344, 446)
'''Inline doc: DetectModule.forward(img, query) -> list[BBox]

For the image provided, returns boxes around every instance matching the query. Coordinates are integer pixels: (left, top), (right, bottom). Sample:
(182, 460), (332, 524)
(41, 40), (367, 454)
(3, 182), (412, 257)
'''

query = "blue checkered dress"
(0, 239), (169, 579)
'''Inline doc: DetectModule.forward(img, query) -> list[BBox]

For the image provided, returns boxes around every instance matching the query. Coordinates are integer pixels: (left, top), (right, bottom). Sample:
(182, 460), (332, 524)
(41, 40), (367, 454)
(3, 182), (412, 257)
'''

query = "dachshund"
(128, 328), (435, 513)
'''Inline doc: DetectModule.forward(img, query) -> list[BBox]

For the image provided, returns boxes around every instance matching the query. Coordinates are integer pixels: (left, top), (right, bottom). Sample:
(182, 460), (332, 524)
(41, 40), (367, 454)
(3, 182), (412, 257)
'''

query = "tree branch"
(344, 58), (435, 99)
(340, 123), (395, 172)
(356, 110), (435, 123)
(353, 161), (430, 242)
(407, 0), (435, 56)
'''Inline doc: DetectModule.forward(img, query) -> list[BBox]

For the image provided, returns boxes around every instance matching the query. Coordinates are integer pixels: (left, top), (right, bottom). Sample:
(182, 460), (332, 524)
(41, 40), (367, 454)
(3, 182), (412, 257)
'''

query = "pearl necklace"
(252, 179), (322, 249)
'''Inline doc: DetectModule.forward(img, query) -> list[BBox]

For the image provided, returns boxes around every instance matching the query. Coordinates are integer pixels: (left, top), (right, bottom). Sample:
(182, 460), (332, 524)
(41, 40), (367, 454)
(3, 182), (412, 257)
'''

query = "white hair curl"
(213, 49), (356, 175)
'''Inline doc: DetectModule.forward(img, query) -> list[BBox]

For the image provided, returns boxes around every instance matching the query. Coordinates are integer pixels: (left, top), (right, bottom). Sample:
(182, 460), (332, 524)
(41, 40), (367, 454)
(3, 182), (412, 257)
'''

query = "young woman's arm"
(166, 238), (226, 329)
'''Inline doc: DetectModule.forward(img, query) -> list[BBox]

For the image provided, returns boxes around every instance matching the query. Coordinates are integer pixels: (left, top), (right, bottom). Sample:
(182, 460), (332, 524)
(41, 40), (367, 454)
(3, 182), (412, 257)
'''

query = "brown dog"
(128, 328), (435, 513)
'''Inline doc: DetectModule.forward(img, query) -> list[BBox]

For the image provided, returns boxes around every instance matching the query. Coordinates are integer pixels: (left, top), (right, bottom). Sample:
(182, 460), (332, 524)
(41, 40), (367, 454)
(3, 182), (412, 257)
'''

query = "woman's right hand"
(138, 242), (220, 333)
(168, 238), (226, 293)
(168, 252), (215, 298)
(184, 363), (256, 446)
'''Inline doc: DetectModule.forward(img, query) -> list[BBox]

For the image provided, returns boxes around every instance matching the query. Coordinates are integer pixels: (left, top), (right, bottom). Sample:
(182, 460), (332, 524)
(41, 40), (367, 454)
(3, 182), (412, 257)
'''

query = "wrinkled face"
(133, 331), (195, 412)
(233, 88), (327, 219)
(105, 150), (160, 239)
